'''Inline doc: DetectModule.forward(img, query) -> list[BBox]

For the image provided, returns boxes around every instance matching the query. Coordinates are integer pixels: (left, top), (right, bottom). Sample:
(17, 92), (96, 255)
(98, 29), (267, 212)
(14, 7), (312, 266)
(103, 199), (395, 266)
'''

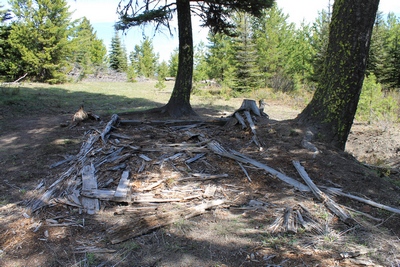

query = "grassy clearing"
(0, 81), (258, 118)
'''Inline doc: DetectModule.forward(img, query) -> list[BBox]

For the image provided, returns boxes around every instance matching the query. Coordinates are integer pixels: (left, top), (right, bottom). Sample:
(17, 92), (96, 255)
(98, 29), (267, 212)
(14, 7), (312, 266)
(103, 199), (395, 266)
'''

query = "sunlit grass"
(0, 81), (246, 118)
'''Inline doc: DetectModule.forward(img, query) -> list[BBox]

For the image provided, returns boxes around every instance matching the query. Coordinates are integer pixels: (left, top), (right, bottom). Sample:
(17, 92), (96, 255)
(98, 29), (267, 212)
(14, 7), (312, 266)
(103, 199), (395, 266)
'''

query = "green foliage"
(168, 48), (178, 77)
(193, 41), (209, 82)
(232, 12), (261, 93)
(8, 0), (73, 83)
(117, 0), (274, 37)
(253, 5), (293, 86)
(379, 13), (400, 90)
(109, 31), (128, 72)
(69, 17), (107, 79)
(129, 37), (158, 78)
(206, 32), (235, 88)
(310, 9), (331, 84)
(356, 74), (398, 123)
(155, 60), (169, 90)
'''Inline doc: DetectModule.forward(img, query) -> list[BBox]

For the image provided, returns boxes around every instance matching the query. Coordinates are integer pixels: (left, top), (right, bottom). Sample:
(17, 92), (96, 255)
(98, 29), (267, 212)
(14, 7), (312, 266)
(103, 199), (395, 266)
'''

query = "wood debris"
(293, 160), (355, 225)
(26, 99), (400, 246)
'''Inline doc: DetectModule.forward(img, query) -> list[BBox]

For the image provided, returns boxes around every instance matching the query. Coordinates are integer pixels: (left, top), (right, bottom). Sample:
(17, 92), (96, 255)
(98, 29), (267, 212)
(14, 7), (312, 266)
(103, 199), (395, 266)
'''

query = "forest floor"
(1, 92), (400, 267)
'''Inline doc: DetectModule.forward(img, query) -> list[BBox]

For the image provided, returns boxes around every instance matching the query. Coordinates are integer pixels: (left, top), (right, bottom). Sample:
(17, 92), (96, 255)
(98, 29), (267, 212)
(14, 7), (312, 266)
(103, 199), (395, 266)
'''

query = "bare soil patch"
(0, 101), (399, 267)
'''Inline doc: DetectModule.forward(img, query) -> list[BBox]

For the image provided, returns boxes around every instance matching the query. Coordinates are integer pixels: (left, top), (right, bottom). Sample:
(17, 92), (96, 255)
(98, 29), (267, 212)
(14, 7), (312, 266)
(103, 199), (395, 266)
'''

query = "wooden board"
(81, 164), (99, 214)
(114, 170), (130, 199)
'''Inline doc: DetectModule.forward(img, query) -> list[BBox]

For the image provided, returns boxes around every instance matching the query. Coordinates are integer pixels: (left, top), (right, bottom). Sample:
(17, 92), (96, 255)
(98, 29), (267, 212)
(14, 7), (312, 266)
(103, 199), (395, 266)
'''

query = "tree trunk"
(297, 0), (379, 150)
(163, 0), (197, 118)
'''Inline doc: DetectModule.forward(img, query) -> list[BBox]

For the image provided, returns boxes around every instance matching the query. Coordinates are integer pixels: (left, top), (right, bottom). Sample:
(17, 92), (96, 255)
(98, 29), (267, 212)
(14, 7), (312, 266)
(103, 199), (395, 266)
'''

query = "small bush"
(356, 74), (399, 123)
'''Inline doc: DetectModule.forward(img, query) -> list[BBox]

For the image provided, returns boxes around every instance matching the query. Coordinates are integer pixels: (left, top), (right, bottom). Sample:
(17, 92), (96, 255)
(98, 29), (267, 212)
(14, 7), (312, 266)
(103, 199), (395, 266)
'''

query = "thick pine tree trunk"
(297, 0), (379, 150)
(163, 0), (197, 118)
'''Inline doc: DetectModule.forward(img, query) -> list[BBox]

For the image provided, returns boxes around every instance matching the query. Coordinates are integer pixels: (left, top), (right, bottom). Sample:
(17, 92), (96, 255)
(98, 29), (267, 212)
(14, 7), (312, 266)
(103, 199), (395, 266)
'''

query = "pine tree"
(70, 17), (106, 77)
(310, 9), (331, 84)
(381, 13), (400, 89)
(298, 0), (379, 150)
(0, 5), (14, 79)
(206, 32), (235, 88)
(109, 31), (127, 72)
(116, 0), (273, 117)
(253, 5), (293, 87)
(155, 60), (169, 90)
(168, 48), (179, 77)
(366, 12), (388, 85)
(285, 22), (314, 84)
(8, 0), (73, 83)
(193, 41), (209, 82)
(129, 37), (158, 78)
(232, 12), (261, 93)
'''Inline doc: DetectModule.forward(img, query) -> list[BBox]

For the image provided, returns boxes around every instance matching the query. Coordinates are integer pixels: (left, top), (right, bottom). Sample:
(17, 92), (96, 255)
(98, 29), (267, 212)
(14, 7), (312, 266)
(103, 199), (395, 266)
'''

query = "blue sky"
(66, 0), (400, 62)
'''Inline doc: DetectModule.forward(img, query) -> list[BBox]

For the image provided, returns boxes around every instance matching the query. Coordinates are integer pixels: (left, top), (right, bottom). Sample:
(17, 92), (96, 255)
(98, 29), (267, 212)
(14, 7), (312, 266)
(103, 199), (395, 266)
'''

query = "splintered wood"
(27, 100), (400, 243)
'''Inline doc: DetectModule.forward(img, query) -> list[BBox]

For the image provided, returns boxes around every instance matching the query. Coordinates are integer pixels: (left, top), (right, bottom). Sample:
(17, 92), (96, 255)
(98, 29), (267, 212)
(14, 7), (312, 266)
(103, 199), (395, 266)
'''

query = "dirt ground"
(1, 100), (400, 267)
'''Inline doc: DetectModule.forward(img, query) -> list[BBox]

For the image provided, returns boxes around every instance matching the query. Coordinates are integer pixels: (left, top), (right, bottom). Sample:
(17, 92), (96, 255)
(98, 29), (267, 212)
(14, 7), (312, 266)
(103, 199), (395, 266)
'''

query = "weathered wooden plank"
(293, 160), (355, 225)
(81, 189), (116, 200)
(114, 171), (131, 199)
(326, 187), (400, 215)
(185, 153), (206, 164)
(205, 140), (310, 192)
(244, 110), (261, 149)
(101, 114), (119, 144)
(234, 112), (247, 129)
(81, 164), (99, 214)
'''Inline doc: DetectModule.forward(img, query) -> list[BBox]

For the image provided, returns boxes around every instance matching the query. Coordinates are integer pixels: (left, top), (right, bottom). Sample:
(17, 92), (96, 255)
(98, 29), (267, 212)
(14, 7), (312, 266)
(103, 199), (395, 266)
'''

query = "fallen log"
(293, 160), (355, 225)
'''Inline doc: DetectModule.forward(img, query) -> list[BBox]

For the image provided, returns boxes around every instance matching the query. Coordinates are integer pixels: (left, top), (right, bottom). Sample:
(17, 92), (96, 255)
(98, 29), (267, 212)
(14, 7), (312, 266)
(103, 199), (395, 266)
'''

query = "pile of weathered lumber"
(26, 100), (400, 244)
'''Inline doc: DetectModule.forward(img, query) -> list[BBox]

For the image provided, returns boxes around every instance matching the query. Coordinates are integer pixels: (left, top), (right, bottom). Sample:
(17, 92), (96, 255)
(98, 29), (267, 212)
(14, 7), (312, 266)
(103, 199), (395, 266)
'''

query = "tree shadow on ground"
(1, 86), (400, 266)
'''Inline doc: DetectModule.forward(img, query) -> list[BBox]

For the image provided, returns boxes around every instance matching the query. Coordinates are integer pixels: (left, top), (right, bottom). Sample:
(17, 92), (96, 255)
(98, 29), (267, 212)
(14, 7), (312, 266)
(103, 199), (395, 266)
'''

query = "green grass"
(0, 81), (245, 118)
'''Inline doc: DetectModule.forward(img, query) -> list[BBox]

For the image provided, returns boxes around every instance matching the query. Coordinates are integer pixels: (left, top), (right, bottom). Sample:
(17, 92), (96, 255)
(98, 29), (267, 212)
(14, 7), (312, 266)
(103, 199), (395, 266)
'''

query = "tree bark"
(163, 0), (197, 118)
(297, 0), (379, 150)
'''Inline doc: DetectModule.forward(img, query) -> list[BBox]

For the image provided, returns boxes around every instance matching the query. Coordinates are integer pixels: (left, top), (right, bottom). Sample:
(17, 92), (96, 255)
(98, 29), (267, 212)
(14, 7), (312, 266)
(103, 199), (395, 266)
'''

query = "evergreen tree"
(206, 32), (235, 88)
(70, 17), (106, 77)
(109, 31), (127, 72)
(232, 12), (261, 92)
(285, 22), (314, 84)
(155, 60), (169, 90)
(298, 0), (379, 150)
(0, 5), (14, 79)
(157, 60), (169, 79)
(253, 4), (293, 87)
(381, 13), (400, 89)
(117, 0), (274, 117)
(8, 0), (73, 83)
(310, 9), (331, 84)
(129, 37), (158, 78)
(168, 48), (179, 77)
(366, 12), (388, 86)
(193, 41), (209, 82)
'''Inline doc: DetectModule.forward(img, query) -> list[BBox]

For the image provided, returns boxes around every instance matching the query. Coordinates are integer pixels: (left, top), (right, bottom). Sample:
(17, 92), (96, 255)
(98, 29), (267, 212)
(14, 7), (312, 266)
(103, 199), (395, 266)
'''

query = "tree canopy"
(116, 0), (274, 117)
